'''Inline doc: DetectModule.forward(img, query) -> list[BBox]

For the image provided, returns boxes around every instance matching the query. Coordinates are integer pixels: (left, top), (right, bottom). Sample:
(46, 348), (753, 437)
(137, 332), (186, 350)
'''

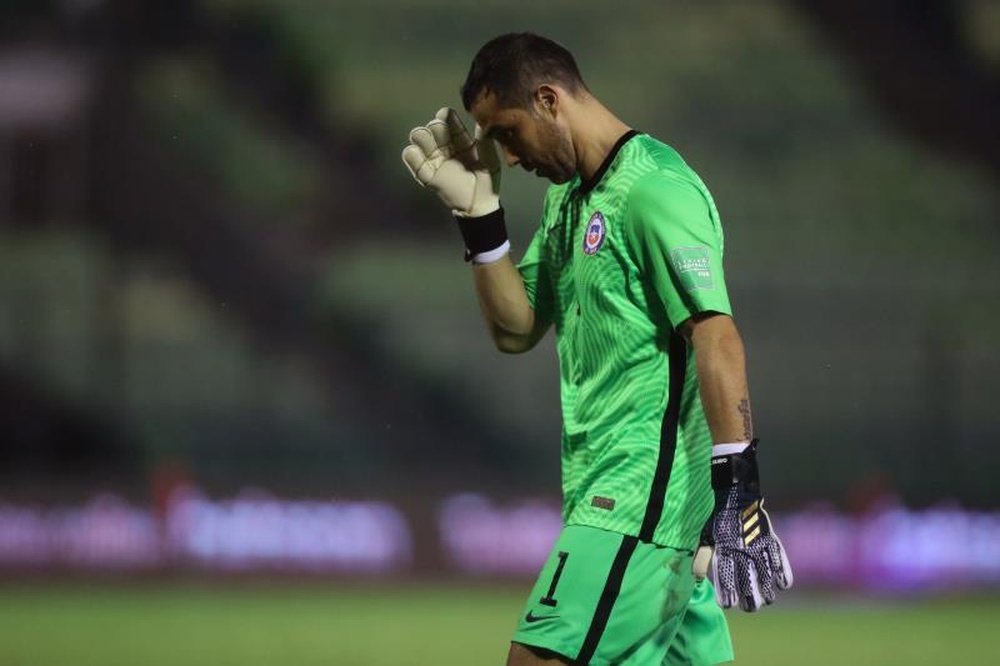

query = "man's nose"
(502, 146), (520, 167)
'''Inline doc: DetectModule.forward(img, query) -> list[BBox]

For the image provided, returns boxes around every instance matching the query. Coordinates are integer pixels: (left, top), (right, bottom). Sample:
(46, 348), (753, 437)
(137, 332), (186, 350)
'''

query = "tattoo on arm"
(737, 399), (753, 441)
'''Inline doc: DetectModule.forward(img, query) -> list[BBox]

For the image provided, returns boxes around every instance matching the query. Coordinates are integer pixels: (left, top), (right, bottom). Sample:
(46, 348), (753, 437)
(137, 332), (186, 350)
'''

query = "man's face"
(470, 91), (577, 184)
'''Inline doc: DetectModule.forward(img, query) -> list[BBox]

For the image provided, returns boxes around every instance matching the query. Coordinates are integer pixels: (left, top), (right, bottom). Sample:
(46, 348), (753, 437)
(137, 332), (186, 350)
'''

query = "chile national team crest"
(583, 211), (606, 255)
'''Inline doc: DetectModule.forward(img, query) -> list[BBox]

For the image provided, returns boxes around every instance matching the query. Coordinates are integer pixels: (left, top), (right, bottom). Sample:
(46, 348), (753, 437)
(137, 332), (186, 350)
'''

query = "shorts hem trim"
(511, 634), (578, 663)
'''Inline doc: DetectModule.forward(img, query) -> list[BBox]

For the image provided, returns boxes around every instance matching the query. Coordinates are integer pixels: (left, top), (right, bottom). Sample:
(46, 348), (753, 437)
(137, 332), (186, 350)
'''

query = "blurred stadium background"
(1, 0), (998, 664)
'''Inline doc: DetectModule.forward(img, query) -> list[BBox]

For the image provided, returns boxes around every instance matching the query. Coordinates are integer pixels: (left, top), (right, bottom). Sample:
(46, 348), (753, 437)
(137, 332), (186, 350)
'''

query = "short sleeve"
(624, 170), (732, 328)
(517, 225), (554, 324)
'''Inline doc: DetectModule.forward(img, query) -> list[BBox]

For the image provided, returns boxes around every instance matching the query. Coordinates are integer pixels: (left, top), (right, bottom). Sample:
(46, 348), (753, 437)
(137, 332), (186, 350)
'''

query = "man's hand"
(693, 440), (793, 612)
(402, 107), (501, 218)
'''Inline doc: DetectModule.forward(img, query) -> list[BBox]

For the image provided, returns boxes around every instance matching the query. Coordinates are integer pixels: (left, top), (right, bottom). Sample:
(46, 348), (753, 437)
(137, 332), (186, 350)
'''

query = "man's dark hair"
(461, 33), (587, 111)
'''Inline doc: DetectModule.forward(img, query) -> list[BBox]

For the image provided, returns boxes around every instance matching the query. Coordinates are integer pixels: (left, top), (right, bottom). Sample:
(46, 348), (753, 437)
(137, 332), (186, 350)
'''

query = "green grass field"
(0, 581), (994, 665)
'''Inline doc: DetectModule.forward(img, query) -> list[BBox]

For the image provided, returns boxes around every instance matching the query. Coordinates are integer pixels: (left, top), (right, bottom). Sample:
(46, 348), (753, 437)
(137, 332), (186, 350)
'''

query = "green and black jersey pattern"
(519, 132), (732, 549)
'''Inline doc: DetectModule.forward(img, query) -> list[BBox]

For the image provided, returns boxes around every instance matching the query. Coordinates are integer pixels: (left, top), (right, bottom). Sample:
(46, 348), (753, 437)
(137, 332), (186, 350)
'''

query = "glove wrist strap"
(455, 207), (509, 263)
(712, 441), (750, 456)
(710, 438), (760, 491)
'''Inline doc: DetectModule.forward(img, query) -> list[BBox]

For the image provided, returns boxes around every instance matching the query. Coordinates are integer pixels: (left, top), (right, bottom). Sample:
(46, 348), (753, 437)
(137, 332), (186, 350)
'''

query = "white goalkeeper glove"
(692, 439), (793, 612)
(402, 107), (501, 218)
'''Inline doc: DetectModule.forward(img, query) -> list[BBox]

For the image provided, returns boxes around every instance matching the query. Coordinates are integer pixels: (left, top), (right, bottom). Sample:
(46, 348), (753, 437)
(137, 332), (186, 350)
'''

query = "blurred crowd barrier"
(1, 489), (998, 592)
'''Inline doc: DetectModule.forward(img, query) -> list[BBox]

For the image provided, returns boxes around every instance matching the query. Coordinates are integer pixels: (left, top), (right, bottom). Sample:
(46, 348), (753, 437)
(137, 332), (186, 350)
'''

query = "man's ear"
(535, 84), (559, 117)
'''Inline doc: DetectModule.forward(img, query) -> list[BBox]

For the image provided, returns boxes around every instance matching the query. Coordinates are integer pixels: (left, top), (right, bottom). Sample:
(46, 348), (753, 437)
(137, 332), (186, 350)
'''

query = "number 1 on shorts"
(539, 551), (569, 607)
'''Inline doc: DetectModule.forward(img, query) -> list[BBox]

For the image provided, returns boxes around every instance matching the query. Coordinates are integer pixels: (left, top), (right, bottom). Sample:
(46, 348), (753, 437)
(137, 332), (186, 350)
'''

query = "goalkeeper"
(403, 33), (792, 665)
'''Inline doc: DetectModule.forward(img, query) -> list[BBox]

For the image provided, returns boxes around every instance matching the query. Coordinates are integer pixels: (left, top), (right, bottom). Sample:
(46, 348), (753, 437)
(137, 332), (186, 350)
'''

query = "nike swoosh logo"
(525, 611), (560, 623)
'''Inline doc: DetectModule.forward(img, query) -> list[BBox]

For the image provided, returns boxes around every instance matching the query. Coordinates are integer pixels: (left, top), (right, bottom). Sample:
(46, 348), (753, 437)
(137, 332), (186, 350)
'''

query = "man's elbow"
(491, 328), (535, 354)
(488, 308), (540, 354)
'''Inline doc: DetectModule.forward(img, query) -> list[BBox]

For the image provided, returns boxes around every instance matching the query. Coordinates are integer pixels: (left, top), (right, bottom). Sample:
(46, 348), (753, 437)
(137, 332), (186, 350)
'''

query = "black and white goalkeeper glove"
(692, 439), (793, 612)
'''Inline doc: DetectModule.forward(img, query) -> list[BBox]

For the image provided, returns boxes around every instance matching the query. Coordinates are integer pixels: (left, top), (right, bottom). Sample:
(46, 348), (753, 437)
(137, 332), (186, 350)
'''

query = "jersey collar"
(576, 129), (641, 195)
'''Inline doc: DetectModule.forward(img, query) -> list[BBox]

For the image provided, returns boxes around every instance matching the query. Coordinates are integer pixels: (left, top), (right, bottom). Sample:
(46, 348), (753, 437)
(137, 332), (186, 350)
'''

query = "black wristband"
(454, 207), (508, 262)
(710, 438), (761, 492)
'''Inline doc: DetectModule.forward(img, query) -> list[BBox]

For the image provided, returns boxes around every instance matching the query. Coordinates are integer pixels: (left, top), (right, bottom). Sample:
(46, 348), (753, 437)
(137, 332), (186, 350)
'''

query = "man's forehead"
(470, 91), (521, 131)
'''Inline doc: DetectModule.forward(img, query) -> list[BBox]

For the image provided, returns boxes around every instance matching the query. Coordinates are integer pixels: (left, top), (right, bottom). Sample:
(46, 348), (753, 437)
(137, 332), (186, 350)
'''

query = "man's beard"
(537, 122), (575, 183)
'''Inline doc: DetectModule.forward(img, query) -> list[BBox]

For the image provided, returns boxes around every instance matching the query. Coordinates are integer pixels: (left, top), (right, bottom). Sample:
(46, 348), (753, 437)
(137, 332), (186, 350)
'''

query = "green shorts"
(513, 525), (733, 665)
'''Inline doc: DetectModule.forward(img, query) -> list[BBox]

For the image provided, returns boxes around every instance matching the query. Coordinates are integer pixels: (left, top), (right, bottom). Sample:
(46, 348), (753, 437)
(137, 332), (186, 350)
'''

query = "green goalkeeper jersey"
(518, 131), (733, 549)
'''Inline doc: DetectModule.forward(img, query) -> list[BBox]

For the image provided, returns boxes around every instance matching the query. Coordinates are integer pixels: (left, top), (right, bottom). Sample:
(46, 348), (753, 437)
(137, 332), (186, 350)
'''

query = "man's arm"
(684, 312), (793, 612)
(472, 255), (550, 354)
(681, 312), (751, 443)
(402, 107), (550, 353)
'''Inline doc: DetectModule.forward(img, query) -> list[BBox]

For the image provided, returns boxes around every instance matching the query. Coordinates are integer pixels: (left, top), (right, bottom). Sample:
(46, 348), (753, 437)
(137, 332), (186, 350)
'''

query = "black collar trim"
(577, 129), (641, 195)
